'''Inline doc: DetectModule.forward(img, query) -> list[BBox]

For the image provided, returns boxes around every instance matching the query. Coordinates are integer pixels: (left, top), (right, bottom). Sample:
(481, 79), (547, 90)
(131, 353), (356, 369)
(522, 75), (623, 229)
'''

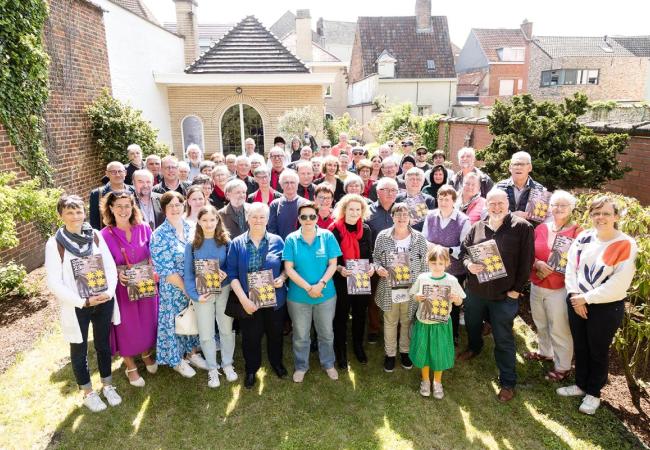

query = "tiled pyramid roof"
(186, 16), (309, 74)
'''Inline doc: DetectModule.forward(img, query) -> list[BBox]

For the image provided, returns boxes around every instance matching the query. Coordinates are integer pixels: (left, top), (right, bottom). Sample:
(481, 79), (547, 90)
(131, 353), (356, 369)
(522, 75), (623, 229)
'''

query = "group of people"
(46, 136), (637, 417)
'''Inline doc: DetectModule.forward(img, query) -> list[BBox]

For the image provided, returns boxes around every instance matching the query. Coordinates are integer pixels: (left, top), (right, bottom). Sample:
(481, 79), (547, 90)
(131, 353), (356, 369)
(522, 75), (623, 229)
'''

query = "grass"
(0, 317), (643, 450)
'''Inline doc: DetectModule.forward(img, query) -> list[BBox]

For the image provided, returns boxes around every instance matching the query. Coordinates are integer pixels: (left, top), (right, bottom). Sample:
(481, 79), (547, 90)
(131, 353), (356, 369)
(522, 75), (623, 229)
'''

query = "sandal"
(125, 367), (145, 387)
(545, 369), (570, 382)
(524, 352), (553, 362)
(142, 352), (158, 374)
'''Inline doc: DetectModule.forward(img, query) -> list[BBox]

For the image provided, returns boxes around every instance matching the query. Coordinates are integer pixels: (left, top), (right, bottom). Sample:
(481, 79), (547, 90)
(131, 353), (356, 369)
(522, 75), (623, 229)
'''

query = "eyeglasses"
(352, 151), (364, 155)
(393, 212), (410, 218)
(299, 214), (318, 221)
(590, 211), (614, 218)
(379, 188), (398, 194)
(320, 145), (331, 149)
(168, 202), (184, 209)
(316, 195), (332, 201)
(108, 169), (126, 175)
(550, 204), (570, 209)
(510, 162), (528, 167)
(388, 144), (394, 147)
(416, 151), (428, 156)
(270, 155), (284, 159)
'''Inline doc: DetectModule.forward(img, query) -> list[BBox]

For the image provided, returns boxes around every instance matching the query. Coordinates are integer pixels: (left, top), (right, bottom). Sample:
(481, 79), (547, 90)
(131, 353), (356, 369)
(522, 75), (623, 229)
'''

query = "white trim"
(153, 72), (336, 86)
(305, 61), (347, 68)
(377, 78), (457, 83)
(488, 61), (526, 65)
(218, 102), (266, 156)
(180, 115), (205, 155)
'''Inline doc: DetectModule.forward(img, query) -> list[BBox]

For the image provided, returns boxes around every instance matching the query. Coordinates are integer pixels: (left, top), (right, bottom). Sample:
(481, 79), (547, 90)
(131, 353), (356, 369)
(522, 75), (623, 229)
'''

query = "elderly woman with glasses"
(283, 201), (342, 383)
(557, 196), (637, 415)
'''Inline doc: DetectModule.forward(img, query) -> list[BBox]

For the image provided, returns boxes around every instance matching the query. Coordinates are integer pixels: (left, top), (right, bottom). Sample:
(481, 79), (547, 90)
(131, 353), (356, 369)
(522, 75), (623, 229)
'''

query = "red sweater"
(530, 223), (581, 289)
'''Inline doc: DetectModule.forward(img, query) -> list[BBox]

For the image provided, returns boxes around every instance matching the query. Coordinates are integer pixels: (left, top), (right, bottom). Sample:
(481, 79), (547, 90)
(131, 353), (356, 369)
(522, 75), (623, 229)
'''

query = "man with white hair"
(132, 169), (164, 229)
(244, 137), (257, 157)
(125, 144), (144, 185)
(367, 156), (406, 202)
(178, 161), (191, 183)
(287, 146), (313, 171)
(153, 155), (189, 196)
(89, 161), (135, 229)
(495, 151), (545, 215)
(318, 140), (332, 158)
(219, 179), (250, 239)
(331, 132), (352, 157)
(378, 143), (392, 160)
(451, 147), (494, 198)
(459, 188), (534, 403)
(395, 167), (435, 231)
(185, 143), (203, 182)
(268, 169), (307, 240)
(145, 154), (163, 184)
(231, 155), (258, 195)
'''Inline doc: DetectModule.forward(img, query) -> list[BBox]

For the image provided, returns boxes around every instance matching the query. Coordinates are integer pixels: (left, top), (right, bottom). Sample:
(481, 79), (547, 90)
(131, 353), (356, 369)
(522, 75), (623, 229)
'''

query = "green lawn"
(0, 317), (642, 449)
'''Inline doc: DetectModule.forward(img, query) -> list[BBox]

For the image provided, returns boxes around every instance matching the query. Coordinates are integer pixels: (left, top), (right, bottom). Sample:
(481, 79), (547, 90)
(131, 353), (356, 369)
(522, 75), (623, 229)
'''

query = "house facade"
(347, 0), (457, 141)
(455, 22), (531, 105)
(527, 36), (650, 102)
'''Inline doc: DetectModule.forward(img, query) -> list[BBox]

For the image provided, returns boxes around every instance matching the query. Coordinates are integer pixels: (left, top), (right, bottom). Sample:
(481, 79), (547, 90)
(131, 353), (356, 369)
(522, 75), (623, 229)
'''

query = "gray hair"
(235, 155), (251, 165)
(244, 137), (256, 146)
(549, 190), (576, 210)
(249, 153), (265, 165)
(185, 143), (202, 159)
(320, 139), (331, 147)
(199, 160), (215, 172)
(279, 168), (299, 185)
(486, 187), (508, 201)
(381, 156), (399, 168)
(246, 202), (270, 220)
(295, 161), (313, 172)
(344, 174), (364, 191)
(178, 161), (190, 171)
(106, 161), (125, 171)
(253, 166), (270, 177)
(127, 144), (142, 157)
(376, 177), (399, 190)
(457, 147), (476, 161)
(132, 169), (153, 182)
(511, 151), (532, 164)
(224, 178), (247, 194)
(405, 167), (425, 180)
(145, 154), (161, 163)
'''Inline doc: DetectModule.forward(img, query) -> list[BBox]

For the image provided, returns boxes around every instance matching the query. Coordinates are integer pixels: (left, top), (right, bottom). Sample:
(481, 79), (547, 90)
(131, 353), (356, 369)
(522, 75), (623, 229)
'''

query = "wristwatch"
(319, 279), (327, 286)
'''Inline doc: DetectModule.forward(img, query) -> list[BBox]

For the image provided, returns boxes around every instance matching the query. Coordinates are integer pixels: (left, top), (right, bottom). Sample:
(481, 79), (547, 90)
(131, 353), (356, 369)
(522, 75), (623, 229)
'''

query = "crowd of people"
(45, 135), (637, 417)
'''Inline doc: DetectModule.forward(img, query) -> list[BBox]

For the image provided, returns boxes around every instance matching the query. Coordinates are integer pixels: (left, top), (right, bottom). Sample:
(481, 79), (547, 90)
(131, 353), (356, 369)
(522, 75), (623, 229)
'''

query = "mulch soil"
(1, 271), (648, 446)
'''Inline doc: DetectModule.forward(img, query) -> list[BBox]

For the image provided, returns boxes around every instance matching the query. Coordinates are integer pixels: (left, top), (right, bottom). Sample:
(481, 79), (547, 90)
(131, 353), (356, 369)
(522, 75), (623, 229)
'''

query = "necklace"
(550, 222), (568, 233)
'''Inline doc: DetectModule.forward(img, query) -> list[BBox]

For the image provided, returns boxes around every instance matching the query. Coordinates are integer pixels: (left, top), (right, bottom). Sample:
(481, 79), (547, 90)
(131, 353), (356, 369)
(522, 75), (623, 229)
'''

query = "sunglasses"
(321, 145), (331, 148)
(299, 214), (318, 221)
(352, 151), (365, 155)
(416, 151), (428, 155)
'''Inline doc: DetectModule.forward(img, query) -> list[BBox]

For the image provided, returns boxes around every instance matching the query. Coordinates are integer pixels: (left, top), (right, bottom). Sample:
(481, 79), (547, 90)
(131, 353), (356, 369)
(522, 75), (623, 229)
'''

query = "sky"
(143, 0), (649, 47)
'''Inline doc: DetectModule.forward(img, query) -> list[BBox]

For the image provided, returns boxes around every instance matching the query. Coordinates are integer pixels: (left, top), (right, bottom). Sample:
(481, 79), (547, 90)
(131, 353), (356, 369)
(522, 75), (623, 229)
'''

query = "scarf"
(213, 185), (226, 199)
(55, 223), (95, 257)
(459, 193), (480, 213)
(363, 179), (373, 198)
(329, 218), (362, 260)
(252, 189), (276, 205)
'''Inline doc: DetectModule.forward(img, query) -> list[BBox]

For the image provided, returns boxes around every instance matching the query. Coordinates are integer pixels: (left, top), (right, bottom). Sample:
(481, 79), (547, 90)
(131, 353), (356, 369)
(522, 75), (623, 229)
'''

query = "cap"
(273, 136), (286, 145)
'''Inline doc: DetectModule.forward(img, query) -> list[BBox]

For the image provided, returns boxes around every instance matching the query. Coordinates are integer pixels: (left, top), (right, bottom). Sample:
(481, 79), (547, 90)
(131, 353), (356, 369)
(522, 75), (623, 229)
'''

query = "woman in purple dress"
(101, 191), (159, 387)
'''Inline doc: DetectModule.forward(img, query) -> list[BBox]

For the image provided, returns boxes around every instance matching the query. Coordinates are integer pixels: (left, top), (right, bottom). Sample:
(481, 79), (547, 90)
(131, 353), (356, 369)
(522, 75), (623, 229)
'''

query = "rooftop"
(533, 36), (635, 57)
(471, 28), (527, 62)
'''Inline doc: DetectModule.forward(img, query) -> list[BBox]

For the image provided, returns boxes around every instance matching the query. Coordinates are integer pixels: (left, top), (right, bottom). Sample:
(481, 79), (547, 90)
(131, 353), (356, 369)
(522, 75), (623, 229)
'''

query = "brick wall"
(480, 63), (526, 106)
(437, 120), (650, 205)
(0, 0), (111, 271)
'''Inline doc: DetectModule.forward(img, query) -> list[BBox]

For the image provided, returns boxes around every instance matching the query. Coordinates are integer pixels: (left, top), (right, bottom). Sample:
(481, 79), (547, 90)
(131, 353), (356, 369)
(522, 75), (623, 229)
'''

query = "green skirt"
(409, 319), (455, 371)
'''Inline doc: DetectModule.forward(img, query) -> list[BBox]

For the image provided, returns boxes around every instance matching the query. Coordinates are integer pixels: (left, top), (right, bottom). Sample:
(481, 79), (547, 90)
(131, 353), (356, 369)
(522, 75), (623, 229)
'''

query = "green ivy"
(0, 0), (53, 185)
(368, 103), (440, 151)
(86, 89), (170, 164)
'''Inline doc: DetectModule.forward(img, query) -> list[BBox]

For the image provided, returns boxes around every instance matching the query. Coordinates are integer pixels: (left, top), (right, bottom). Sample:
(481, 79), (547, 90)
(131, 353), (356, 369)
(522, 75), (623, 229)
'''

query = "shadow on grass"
(46, 323), (643, 449)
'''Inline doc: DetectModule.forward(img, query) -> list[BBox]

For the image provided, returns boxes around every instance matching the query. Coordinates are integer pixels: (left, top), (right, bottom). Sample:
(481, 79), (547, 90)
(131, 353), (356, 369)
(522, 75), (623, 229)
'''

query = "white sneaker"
(556, 385), (586, 397)
(102, 385), (122, 407)
(222, 365), (238, 382)
(83, 391), (107, 412)
(433, 382), (444, 400)
(325, 367), (339, 380)
(419, 381), (431, 397)
(579, 394), (601, 415)
(188, 353), (208, 370)
(293, 370), (306, 383)
(208, 369), (221, 388)
(174, 360), (196, 378)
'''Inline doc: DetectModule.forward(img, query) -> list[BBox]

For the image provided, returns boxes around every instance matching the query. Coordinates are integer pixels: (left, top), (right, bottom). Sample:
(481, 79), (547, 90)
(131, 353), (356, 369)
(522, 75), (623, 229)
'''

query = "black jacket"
(135, 192), (165, 230)
(89, 183), (135, 230)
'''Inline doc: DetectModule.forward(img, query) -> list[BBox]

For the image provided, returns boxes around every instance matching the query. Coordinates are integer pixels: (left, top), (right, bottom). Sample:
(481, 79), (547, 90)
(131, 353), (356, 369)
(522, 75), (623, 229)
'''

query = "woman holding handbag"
(226, 202), (288, 389)
(184, 205), (235, 388)
(100, 191), (159, 387)
(151, 191), (206, 379)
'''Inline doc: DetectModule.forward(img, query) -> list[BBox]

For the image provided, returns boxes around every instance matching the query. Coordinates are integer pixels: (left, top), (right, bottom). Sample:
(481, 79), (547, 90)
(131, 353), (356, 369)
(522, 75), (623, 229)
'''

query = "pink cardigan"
(463, 196), (486, 224)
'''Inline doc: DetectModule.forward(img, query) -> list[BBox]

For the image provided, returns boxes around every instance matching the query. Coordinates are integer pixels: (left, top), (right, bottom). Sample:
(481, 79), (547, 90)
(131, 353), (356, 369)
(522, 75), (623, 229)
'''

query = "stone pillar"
(174, 0), (199, 67)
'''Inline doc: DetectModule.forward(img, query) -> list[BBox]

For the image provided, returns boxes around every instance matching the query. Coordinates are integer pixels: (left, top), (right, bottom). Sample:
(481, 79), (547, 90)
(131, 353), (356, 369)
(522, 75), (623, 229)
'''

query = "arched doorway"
(220, 104), (264, 155)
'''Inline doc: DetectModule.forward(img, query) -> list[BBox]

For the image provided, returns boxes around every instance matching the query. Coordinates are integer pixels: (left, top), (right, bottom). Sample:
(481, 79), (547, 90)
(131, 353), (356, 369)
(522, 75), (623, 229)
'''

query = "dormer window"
(376, 50), (397, 78)
(426, 60), (436, 72)
(497, 47), (525, 62)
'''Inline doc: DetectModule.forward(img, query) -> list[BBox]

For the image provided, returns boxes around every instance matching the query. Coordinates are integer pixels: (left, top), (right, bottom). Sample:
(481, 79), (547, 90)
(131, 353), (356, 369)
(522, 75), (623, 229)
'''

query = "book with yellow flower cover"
(248, 269), (276, 308)
(467, 239), (508, 284)
(548, 234), (574, 274)
(404, 194), (430, 227)
(388, 252), (411, 288)
(70, 254), (108, 298)
(346, 259), (371, 295)
(525, 188), (552, 223)
(419, 283), (452, 323)
(194, 259), (221, 295)
(125, 263), (157, 301)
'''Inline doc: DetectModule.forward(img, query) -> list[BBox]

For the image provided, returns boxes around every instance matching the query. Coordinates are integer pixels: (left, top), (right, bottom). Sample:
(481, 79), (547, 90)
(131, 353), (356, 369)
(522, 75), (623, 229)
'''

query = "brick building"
(0, 0), (112, 270)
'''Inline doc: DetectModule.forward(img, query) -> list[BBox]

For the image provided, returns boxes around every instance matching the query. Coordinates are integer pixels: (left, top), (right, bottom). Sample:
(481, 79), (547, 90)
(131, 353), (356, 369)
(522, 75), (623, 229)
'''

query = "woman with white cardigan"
(45, 195), (120, 413)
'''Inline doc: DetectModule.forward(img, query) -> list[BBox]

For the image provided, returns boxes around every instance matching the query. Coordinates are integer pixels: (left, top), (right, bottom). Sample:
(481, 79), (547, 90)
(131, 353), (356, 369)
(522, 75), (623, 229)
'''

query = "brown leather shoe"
(456, 350), (477, 361)
(497, 387), (516, 403)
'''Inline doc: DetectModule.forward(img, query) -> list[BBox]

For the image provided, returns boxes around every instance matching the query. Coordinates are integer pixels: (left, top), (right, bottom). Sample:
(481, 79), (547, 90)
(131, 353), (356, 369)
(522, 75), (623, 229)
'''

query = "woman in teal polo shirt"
(283, 201), (342, 383)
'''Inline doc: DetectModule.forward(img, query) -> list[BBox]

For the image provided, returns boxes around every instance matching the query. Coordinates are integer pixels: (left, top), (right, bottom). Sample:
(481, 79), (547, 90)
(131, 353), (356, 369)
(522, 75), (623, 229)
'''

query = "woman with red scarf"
(209, 165), (230, 209)
(329, 194), (374, 369)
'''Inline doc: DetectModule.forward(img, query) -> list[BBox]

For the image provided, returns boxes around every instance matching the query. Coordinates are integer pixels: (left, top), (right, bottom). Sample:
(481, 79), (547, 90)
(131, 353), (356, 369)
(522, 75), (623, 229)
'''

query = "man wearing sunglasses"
(349, 146), (367, 173)
(89, 161), (135, 229)
(318, 140), (332, 159)
(414, 146), (432, 173)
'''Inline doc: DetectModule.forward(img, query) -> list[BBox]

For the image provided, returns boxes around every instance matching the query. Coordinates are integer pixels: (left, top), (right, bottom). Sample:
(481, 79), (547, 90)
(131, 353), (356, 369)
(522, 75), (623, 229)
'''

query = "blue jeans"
(287, 297), (336, 371)
(194, 285), (234, 370)
(465, 292), (518, 388)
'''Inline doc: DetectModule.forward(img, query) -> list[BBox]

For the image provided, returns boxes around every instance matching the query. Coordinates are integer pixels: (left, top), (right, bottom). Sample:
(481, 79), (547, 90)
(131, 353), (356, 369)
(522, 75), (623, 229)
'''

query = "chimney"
(295, 9), (312, 62)
(520, 19), (533, 40)
(174, 0), (199, 66)
(415, 0), (432, 33)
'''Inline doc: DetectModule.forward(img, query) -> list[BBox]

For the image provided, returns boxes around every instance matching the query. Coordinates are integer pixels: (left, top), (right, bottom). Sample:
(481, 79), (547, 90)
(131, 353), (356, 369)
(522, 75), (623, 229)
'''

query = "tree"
(368, 103), (440, 153)
(324, 113), (362, 144)
(86, 89), (169, 165)
(477, 93), (630, 191)
(276, 106), (324, 143)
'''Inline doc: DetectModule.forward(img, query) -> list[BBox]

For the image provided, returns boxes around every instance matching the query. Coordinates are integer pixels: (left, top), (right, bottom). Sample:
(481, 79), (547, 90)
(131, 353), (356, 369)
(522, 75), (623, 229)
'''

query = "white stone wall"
(96, 0), (185, 148)
(378, 79), (456, 115)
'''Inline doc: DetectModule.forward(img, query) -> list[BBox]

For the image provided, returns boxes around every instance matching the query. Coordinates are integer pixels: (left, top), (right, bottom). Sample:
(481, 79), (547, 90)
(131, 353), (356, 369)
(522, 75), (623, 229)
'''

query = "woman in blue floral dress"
(151, 191), (206, 378)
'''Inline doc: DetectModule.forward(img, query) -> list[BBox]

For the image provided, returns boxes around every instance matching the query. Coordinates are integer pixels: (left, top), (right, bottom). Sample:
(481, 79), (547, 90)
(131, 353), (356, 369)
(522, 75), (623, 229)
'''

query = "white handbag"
(175, 300), (198, 335)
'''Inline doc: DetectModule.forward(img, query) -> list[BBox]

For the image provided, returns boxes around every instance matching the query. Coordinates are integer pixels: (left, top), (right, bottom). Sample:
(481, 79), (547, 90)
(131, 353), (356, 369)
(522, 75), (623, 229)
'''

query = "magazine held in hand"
(248, 269), (277, 308)
(346, 259), (371, 295)
(404, 195), (429, 227)
(525, 188), (552, 223)
(420, 283), (452, 323)
(389, 252), (411, 288)
(71, 254), (108, 298)
(125, 262), (157, 301)
(547, 234), (574, 274)
(194, 259), (221, 295)
(467, 239), (508, 283)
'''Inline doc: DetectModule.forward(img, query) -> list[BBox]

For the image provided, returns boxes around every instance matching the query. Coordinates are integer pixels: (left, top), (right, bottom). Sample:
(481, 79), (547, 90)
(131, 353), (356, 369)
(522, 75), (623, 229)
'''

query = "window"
(497, 47), (525, 62)
(378, 61), (395, 78)
(540, 69), (599, 87)
(324, 85), (332, 98)
(325, 112), (334, 121)
(426, 60), (436, 71)
(517, 79), (523, 90)
(220, 104), (264, 155)
(498, 79), (515, 96)
(181, 115), (204, 154)
(417, 106), (431, 116)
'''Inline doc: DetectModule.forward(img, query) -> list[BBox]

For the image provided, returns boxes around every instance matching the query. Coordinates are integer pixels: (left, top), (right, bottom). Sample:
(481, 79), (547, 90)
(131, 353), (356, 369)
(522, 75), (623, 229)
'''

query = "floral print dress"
(151, 219), (199, 367)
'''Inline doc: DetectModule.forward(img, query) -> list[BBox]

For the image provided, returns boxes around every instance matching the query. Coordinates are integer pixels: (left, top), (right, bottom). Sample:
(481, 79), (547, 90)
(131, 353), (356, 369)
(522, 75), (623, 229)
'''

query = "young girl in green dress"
(409, 245), (465, 398)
